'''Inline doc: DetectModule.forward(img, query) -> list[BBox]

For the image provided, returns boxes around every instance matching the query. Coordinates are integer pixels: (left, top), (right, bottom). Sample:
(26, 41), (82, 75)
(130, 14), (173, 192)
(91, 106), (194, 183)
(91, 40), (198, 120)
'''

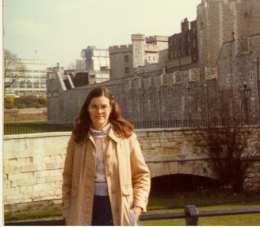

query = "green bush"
(4, 96), (15, 109)
(5, 96), (47, 108)
(38, 96), (47, 106)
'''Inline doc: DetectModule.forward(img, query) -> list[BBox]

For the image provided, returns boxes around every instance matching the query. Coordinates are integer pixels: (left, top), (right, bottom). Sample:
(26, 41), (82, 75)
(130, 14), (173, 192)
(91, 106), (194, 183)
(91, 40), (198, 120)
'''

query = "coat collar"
(87, 126), (120, 143)
(107, 127), (120, 143)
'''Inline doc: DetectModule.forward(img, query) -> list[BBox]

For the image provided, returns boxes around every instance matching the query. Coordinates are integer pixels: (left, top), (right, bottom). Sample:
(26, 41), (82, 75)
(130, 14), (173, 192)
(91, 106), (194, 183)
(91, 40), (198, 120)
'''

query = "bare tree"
(193, 88), (255, 192)
(4, 49), (26, 89)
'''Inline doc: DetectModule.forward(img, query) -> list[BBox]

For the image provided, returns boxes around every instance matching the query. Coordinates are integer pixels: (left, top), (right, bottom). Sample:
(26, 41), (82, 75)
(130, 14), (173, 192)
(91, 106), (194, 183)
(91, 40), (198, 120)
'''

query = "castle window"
(125, 67), (129, 73)
(249, 71), (254, 80)
(124, 55), (129, 63)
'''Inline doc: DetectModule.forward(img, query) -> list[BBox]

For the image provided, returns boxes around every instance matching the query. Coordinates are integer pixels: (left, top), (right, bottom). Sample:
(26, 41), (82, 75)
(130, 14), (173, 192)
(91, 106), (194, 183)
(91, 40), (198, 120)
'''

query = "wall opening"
(151, 174), (222, 195)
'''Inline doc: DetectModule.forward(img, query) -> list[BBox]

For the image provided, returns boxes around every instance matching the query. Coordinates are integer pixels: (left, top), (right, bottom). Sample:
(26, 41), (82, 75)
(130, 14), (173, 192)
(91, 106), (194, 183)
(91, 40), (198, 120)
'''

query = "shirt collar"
(88, 124), (120, 143)
(90, 123), (111, 137)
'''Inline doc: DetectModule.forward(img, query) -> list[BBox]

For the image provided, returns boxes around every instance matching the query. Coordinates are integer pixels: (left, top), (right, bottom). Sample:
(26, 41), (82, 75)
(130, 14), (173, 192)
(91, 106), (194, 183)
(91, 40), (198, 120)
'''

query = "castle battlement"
(144, 44), (159, 52)
(145, 35), (168, 43)
(109, 44), (132, 53)
(131, 33), (145, 41)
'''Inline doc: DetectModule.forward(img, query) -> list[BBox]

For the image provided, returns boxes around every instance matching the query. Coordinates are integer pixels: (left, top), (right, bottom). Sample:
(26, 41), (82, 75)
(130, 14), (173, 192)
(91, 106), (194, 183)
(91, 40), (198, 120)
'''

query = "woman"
(62, 86), (151, 225)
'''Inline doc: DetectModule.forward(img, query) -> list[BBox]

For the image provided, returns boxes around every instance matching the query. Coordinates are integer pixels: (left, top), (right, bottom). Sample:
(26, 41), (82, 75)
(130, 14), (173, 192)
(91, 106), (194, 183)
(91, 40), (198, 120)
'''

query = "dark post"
(186, 82), (191, 126)
(256, 56), (260, 124)
(203, 82), (209, 127)
(243, 82), (251, 124)
(158, 88), (161, 126)
(185, 205), (199, 226)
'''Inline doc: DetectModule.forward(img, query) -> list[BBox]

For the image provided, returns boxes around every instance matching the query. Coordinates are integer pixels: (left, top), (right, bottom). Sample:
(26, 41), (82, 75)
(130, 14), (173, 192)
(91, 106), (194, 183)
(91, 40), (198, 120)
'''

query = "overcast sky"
(3, 0), (201, 68)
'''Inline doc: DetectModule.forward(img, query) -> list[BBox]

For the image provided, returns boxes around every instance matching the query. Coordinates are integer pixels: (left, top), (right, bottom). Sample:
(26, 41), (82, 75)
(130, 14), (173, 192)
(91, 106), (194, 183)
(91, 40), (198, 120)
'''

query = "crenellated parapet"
(146, 35), (168, 43)
(109, 45), (132, 54)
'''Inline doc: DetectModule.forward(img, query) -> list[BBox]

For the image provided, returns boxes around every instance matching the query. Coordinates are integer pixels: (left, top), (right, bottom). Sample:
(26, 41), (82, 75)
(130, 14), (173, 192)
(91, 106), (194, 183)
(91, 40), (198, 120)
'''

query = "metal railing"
(133, 119), (209, 129)
(133, 119), (260, 129)
(5, 205), (260, 226)
(4, 120), (204, 135)
(4, 119), (260, 135)
(141, 205), (260, 225)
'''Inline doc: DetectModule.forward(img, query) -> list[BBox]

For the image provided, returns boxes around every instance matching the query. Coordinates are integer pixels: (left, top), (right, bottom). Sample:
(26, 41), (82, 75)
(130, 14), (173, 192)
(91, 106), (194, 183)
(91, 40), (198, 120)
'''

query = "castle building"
(46, 0), (260, 125)
(109, 34), (168, 80)
(167, 18), (199, 71)
(197, 0), (260, 79)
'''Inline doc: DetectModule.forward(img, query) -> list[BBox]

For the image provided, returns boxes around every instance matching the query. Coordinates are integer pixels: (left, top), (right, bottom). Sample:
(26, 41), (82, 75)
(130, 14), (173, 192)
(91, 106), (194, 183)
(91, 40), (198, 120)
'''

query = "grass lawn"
(5, 191), (260, 225)
(5, 207), (62, 222)
(148, 191), (260, 210)
(4, 122), (72, 135)
(140, 204), (260, 225)
(139, 191), (260, 225)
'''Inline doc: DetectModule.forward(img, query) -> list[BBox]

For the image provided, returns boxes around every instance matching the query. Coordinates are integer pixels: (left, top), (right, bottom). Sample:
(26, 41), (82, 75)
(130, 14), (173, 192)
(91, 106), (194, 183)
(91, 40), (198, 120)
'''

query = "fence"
(133, 119), (218, 129)
(4, 120), (204, 135)
(5, 205), (260, 225)
(5, 119), (257, 135)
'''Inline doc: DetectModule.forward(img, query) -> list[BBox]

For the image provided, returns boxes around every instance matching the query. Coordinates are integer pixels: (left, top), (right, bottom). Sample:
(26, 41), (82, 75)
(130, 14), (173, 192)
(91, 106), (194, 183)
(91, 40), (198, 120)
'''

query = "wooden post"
(185, 205), (199, 226)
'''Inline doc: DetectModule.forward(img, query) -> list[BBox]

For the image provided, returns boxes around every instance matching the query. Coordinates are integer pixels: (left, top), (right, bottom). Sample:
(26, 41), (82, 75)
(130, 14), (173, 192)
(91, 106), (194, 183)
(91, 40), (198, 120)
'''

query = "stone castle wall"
(217, 35), (260, 123)
(47, 68), (215, 126)
(47, 49), (259, 125)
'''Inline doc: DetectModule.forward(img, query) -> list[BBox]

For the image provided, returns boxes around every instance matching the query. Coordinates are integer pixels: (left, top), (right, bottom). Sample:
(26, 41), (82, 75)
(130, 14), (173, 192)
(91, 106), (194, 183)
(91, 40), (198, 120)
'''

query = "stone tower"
(197, 0), (260, 71)
(131, 34), (145, 68)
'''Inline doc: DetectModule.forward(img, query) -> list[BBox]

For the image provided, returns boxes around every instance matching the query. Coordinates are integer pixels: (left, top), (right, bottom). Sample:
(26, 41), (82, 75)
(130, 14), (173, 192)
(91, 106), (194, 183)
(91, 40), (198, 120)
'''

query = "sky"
(3, 0), (201, 68)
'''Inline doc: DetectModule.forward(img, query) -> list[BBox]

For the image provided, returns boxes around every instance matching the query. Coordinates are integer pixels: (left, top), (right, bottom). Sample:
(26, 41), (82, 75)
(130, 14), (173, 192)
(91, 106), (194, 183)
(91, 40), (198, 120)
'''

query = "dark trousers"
(91, 196), (113, 226)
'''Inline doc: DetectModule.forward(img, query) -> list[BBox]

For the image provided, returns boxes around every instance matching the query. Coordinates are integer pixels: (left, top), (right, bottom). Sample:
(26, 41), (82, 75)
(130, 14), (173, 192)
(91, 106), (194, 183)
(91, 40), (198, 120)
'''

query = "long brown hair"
(72, 86), (134, 143)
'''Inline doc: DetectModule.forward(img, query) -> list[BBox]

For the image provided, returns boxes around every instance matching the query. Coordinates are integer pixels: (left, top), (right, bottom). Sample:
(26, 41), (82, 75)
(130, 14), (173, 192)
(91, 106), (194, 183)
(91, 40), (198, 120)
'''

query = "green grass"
(148, 190), (260, 210)
(5, 191), (260, 225)
(4, 122), (72, 135)
(141, 191), (260, 226)
(5, 207), (62, 222)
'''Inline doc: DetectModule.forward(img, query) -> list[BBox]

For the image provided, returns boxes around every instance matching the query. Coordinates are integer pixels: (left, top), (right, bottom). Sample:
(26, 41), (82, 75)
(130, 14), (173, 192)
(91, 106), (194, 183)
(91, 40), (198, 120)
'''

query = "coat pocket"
(122, 185), (134, 213)
(121, 184), (133, 196)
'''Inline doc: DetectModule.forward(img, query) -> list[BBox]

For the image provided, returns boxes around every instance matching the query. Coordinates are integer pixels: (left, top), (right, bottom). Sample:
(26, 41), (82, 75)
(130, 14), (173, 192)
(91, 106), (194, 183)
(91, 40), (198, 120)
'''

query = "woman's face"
(88, 96), (112, 130)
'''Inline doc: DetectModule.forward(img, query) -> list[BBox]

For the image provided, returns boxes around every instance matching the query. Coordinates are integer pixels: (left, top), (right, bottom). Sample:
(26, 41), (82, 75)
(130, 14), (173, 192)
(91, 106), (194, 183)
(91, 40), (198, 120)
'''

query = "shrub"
(5, 96), (47, 108)
(4, 96), (15, 109)
(38, 96), (47, 106)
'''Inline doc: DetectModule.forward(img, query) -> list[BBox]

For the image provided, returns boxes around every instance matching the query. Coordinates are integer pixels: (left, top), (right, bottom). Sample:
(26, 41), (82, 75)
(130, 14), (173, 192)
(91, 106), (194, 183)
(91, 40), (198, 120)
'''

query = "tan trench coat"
(62, 128), (151, 225)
